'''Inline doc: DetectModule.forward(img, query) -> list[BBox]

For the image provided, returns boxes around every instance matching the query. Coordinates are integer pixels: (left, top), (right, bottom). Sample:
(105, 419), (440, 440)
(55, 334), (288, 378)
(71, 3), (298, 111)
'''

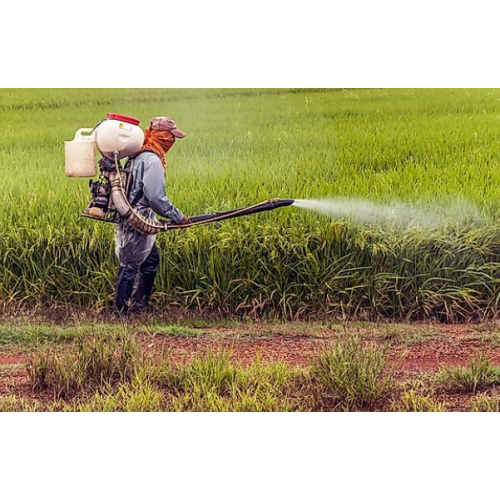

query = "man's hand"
(180, 216), (191, 225)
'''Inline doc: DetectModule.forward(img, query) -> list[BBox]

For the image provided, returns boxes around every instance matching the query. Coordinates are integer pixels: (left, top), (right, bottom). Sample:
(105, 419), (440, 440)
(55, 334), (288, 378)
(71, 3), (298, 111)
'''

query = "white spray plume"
(293, 198), (483, 229)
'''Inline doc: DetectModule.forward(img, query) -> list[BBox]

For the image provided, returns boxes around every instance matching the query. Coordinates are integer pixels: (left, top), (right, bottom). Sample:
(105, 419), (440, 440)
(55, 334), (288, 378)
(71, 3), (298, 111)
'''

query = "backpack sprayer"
(65, 113), (294, 235)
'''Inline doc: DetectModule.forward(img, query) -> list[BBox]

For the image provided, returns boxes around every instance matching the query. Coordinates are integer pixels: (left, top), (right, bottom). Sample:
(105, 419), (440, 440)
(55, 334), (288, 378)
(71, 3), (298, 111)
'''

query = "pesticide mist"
(293, 198), (484, 229)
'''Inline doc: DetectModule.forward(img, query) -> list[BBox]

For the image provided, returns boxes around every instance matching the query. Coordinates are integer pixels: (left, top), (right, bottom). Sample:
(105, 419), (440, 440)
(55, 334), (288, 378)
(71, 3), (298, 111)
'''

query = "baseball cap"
(150, 116), (186, 138)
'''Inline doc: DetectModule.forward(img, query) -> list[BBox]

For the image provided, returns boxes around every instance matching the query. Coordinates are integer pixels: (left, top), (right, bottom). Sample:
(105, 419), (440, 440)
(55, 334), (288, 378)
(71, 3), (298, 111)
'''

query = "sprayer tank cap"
(107, 113), (141, 126)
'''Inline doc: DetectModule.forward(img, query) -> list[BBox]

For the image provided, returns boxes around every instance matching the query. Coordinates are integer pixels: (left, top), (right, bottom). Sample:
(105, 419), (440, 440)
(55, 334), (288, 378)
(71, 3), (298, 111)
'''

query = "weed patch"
(27, 333), (138, 397)
(0, 395), (41, 412)
(393, 390), (445, 412)
(437, 356), (500, 394)
(470, 393), (500, 412)
(312, 335), (395, 411)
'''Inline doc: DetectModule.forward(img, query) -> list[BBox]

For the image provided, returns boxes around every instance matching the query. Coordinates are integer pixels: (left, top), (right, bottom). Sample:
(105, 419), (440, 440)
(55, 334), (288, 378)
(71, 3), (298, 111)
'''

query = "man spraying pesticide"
(65, 113), (294, 314)
(106, 116), (190, 314)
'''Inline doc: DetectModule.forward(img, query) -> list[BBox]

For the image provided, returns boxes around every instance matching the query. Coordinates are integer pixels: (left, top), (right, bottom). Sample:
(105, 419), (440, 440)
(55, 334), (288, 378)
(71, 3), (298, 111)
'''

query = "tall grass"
(25, 337), (308, 412)
(27, 333), (138, 397)
(312, 336), (395, 410)
(2, 88), (500, 319)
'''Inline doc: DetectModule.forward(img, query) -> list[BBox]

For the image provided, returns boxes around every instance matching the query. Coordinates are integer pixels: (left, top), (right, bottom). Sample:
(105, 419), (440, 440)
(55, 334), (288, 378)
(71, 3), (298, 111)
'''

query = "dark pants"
(114, 244), (160, 314)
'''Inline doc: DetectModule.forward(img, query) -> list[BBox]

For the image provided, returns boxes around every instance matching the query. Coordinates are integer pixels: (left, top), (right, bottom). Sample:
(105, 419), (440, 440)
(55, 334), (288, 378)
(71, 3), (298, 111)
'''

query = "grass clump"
(373, 325), (439, 346)
(436, 356), (500, 394)
(162, 353), (306, 412)
(394, 390), (445, 412)
(480, 333), (500, 349)
(470, 393), (500, 412)
(27, 333), (138, 397)
(74, 353), (306, 412)
(177, 352), (238, 396)
(72, 378), (165, 412)
(312, 335), (395, 411)
(0, 395), (41, 412)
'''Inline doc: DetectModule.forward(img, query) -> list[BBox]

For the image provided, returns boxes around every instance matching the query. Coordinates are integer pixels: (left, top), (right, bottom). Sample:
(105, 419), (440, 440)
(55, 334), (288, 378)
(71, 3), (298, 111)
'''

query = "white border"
(2, 2), (499, 87)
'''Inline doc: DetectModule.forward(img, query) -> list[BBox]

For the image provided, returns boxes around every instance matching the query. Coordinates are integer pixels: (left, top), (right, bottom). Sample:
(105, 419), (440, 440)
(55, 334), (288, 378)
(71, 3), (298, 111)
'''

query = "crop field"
(2, 87), (500, 320)
(3, 88), (500, 413)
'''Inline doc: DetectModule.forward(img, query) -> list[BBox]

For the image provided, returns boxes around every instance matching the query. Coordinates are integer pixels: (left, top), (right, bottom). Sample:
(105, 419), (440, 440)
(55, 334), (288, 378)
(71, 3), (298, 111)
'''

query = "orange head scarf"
(137, 128), (175, 169)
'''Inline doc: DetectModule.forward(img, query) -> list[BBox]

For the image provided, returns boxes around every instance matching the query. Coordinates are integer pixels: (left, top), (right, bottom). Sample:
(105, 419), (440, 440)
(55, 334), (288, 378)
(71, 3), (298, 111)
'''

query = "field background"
(2, 88), (500, 320)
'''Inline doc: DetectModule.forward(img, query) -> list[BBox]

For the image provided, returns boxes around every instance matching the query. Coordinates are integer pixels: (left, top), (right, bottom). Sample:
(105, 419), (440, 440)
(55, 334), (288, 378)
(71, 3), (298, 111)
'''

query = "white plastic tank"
(65, 128), (97, 178)
(95, 113), (145, 160)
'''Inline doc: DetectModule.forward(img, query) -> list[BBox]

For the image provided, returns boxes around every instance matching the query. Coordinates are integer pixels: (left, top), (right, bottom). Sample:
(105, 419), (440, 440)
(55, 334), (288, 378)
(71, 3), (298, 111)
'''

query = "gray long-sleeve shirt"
(125, 151), (185, 224)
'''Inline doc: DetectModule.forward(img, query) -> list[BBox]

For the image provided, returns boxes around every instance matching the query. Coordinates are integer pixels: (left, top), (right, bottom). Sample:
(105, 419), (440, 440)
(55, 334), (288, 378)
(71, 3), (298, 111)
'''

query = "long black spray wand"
(166, 199), (295, 230)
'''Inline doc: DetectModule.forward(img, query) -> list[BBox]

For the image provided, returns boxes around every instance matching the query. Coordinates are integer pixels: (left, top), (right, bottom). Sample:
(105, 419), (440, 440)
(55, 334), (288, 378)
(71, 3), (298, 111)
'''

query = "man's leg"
(131, 244), (160, 310)
(114, 266), (139, 314)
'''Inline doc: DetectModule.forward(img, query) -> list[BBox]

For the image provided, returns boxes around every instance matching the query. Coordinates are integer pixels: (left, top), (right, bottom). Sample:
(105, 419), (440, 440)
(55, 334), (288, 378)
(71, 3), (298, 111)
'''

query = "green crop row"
(2, 88), (500, 320)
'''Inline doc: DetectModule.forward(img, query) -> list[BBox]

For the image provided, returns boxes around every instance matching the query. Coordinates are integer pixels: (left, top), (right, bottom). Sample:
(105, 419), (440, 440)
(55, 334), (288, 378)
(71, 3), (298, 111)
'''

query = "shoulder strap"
(123, 158), (134, 201)
(127, 157), (146, 207)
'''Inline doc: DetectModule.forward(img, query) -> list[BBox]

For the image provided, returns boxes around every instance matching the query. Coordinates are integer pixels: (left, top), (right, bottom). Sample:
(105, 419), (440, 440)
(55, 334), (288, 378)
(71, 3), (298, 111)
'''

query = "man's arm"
(142, 156), (186, 224)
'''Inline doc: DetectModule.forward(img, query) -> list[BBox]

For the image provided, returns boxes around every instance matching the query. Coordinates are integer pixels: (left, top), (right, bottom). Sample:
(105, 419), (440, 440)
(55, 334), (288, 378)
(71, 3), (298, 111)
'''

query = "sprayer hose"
(166, 200), (283, 230)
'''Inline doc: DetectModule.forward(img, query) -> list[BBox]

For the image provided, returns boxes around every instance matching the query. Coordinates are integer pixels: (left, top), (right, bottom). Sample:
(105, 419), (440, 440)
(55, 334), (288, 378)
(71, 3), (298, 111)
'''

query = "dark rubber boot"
(131, 272), (156, 310)
(131, 245), (160, 311)
(114, 266), (139, 314)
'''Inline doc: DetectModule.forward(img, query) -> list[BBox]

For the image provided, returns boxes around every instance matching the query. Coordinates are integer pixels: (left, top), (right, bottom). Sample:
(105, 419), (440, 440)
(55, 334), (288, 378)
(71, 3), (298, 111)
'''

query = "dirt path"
(2, 322), (499, 411)
(1, 323), (498, 370)
(135, 330), (500, 370)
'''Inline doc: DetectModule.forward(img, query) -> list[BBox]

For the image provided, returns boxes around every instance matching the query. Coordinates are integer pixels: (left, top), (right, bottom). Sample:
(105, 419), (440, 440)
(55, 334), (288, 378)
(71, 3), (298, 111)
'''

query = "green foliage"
(470, 393), (500, 412)
(437, 356), (500, 394)
(25, 334), (308, 411)
(312, 335), (395, 411)
(73, 379), (165, 412)
(394, 390), (445, 412)
(147, 325), (205, 337)
(158, 353), (305, 412)
(16, 327), (500, 412)
(2, 89), (500, 319)
(0, 324), (118, 351)
(370, 324), (439, 345)
(0, 395), (41, 412)
(26, 333), (138, 397)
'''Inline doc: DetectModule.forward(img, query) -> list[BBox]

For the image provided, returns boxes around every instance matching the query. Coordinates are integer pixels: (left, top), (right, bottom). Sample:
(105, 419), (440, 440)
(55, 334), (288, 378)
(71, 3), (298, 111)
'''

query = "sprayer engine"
(89, 179), (110, 212)
(84, 157), (124, 223)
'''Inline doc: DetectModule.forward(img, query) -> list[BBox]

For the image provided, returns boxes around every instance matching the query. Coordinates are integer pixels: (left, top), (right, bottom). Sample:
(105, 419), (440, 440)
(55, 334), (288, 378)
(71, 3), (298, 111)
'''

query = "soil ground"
(1, 310), (500, 411)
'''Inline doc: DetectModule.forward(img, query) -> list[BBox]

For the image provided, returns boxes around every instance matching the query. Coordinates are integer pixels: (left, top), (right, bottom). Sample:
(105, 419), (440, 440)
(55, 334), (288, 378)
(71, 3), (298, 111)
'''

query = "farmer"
(112, 116), (190, 314)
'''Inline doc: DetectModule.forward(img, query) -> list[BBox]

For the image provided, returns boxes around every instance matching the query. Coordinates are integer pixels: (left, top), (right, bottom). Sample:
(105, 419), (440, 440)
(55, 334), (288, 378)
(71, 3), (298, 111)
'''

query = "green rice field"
(2, 88), (500, 320)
